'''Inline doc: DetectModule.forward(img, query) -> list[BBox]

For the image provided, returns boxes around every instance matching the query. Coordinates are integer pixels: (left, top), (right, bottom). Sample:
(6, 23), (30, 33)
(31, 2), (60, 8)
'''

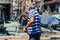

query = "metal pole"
(18, 0), (21, 16)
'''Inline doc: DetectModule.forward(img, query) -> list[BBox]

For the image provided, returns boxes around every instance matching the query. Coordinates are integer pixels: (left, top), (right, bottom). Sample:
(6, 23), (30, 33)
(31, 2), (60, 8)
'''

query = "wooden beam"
(44, 0), (56, 5)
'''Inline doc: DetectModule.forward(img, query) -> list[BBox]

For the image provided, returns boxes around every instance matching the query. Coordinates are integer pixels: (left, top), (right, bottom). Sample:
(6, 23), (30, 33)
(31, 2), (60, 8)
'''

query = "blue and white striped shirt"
(27, 9), (42, 34)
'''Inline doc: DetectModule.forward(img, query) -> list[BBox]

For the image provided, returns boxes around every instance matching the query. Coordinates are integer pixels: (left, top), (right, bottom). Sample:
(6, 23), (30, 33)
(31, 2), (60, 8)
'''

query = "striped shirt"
(27, 9), (42, 34)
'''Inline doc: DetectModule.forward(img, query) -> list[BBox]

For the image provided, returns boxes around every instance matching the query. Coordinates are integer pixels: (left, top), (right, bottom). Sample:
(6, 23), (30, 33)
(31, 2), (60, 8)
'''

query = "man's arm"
(25, 16), (34, 29)
(23, 16), (34, 32)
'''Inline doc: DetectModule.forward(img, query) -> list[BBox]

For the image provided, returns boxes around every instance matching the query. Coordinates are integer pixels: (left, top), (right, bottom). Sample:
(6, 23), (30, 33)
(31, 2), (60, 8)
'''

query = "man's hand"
(23, 27), (27, 32)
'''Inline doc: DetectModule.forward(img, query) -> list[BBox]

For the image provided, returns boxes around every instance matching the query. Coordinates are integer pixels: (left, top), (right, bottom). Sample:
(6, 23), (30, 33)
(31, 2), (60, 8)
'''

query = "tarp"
(40, 15), (59, 25)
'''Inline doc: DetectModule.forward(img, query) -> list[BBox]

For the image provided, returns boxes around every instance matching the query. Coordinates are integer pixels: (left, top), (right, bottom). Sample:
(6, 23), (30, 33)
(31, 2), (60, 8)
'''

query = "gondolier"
(23, 2), (42, 40)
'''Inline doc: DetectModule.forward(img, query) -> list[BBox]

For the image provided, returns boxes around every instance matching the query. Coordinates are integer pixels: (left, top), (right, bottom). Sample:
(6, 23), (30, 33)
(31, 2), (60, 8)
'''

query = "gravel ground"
(0, 33), (60, 40)
(0, 33), (29, 40)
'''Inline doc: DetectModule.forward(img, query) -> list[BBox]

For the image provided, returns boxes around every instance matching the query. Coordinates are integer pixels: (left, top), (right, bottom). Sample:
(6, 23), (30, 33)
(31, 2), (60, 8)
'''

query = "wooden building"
(11, 0), (60, 15)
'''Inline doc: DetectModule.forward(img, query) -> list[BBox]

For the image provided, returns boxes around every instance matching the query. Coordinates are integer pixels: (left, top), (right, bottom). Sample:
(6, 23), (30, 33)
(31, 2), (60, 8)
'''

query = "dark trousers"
(29, 33), (41, 40)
